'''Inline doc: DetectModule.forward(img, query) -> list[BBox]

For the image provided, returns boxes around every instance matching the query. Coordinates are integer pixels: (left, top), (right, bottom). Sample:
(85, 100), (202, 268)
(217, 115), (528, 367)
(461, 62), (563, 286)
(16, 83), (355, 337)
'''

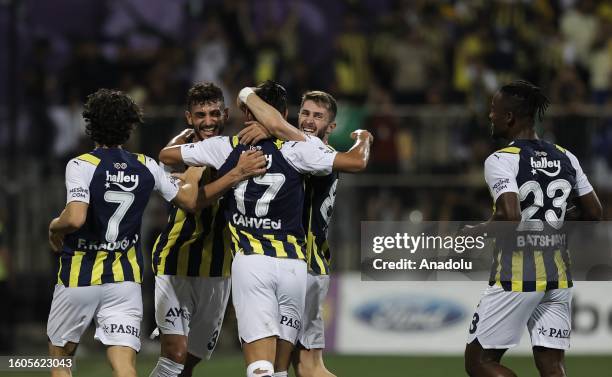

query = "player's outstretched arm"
(237, 87), (306, 143)
(193, 150), (267, 210)
(332, 129), (373, 173)
(48, 202), (88, 252)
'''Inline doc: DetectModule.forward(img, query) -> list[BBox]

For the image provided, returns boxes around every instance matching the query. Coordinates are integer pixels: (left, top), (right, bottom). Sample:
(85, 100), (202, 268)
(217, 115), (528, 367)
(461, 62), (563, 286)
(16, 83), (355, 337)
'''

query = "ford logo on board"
(354, 296), (465, 331)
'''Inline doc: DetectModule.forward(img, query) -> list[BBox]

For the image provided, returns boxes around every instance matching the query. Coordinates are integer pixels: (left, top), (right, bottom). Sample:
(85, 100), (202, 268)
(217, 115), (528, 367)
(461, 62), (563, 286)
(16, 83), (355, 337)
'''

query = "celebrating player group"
(45, 78), (600, 377)
(46, 80), (372, 377)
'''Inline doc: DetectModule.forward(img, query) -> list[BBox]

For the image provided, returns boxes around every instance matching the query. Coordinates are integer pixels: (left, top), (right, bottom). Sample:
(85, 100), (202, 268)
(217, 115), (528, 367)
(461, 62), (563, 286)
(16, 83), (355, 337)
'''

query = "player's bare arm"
(159, 145), (184, 166)
(571, 191), (603, 221)
(331, 130), (373, 173)
(170, 166), (205, 213)
(48, 201), (89, 252)
(238, 87), (306, 143)
(175, 150), (267, 211)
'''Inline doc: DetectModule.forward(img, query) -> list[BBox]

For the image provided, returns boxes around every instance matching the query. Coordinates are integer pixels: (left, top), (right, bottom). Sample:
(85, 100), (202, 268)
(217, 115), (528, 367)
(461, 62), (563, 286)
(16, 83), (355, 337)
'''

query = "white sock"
(273, 372), (288, 377)
(246, 360), (274, 377)
(149, 357), (184, 377)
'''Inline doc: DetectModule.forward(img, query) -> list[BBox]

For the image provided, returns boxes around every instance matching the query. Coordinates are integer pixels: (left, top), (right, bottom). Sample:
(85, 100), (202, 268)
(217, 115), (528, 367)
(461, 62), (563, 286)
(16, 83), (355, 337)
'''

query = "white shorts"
(47, 282), (143, 352)
(298, 273), (330, 349)
(231, 253), (307, 344)
(154, 275), (231, 359)
(466, 285), (573, 350)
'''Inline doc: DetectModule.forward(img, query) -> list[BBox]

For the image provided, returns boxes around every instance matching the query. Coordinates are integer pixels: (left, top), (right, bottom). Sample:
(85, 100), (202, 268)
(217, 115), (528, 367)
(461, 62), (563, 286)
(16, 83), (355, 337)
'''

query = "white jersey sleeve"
(566, 150), (594, 196)
(144, 156), (180, 202)
(180, 136), (232, 169)
(280, 135), (337, 176)
(484, 152), (520, 202)
(65, 158), (96, 204)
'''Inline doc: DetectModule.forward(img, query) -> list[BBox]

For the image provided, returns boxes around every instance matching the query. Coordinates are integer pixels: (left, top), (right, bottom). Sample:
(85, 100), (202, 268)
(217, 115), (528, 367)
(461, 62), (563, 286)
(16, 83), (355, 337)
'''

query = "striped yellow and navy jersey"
(57, 148), (178, 287)
(180, 135), (337, 260)
(304, 167), (339, 275)
(151, 168), (232, 277)
(484, 139), (594, 292)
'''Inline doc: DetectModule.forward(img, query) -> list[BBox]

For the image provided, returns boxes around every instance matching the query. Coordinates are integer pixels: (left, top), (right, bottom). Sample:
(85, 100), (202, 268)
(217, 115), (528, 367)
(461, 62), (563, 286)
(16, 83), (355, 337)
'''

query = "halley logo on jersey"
(354, 296), (465, 331)
(530, 157), (561, 177)
(105, 170), (139, 191)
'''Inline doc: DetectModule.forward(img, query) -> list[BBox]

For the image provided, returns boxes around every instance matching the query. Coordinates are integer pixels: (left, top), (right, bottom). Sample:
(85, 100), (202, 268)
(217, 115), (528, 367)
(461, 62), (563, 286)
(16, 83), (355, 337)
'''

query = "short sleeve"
(65, 158), (96, 204)
(180, 136), (232, 169)
(484, 152), (520, 202)
(144, 156), (180, 202)
(566, 150), (593, 196)
(280, 136), (337, 176)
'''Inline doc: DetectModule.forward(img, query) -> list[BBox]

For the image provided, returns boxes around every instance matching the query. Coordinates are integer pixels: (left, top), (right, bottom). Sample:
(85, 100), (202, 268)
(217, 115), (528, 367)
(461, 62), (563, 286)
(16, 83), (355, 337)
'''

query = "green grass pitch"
(8, 354), (611, 376)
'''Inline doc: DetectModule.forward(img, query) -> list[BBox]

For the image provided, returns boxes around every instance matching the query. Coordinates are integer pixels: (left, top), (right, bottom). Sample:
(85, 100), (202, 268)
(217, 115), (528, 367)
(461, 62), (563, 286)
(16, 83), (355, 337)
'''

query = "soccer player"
(463, 80), (603, 377)
(238, 90), (340, 377)
(46, 89), (204, 377)
(159, 81), (373, 377)
(149, 83), (267, 377)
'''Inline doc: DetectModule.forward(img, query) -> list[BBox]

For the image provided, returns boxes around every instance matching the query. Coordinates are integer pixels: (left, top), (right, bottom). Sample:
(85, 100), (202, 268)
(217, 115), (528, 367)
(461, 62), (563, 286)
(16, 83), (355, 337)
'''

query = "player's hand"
(236, 150), (267, 179)
(48, 230), (64, 253)
(172, 166), (205, 184)
(177, 128), (197, 143)
(238, 122), (272, 145)
(351, 129), (373, 143)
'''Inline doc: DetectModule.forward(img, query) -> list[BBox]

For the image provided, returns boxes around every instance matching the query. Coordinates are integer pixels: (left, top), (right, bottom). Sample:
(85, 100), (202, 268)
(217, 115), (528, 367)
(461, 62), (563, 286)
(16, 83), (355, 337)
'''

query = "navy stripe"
(164, 214), (196, 275)
(209, 205), (227, 276)
(152, 208), (178, 274)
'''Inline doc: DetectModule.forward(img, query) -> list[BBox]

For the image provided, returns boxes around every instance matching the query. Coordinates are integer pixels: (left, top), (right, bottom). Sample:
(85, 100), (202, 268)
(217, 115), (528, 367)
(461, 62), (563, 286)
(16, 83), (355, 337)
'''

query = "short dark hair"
(186, 82), (225, 111)
(82, 89), (143, 147)
(499, 80), (550, 122)
(254, 80), (287, 114)
(300, 90), (337, 121)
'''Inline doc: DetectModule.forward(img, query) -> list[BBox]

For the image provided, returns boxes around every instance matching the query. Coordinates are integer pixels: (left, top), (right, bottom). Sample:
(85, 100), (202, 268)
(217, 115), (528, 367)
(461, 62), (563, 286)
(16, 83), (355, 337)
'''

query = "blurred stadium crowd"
(0, 0), (611, 353)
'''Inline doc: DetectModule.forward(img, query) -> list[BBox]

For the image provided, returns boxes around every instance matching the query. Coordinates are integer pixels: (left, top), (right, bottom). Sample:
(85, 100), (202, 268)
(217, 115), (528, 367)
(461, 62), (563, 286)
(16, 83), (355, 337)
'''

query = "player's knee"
(49, 341), (78, 357)
(161, 336), (188, 364)
(535, 362), (566, 377)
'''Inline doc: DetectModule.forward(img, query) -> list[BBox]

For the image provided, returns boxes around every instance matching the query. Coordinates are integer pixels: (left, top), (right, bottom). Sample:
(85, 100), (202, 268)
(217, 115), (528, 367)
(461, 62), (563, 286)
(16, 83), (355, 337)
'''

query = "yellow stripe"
(77, 153), (100, 166)
(231, 136), (240, 147)
(511, 251), (523, 291)
(494, 251), (502, 286)
(240, 230), (264, 254)
(534, 251), (547, 292)
(554, 250), (569, 288)
(263, 234), (287, 257)
(274, 139), (284, 149)
(228, 224), (241, 254)
(57, 257), (63, 285)
(314, 250), (327, 274)
(90, 251), (108, 285)
(496, 146), (521, 154)
(288, 235), (305, 260)
(555, 144), (567, 153)
(127, 246), (141, 283)
(156, 210), (187, 274)
(69, 251), (85, 287)
(136, 153), (146, 165)
(112, 251), (124, 282)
